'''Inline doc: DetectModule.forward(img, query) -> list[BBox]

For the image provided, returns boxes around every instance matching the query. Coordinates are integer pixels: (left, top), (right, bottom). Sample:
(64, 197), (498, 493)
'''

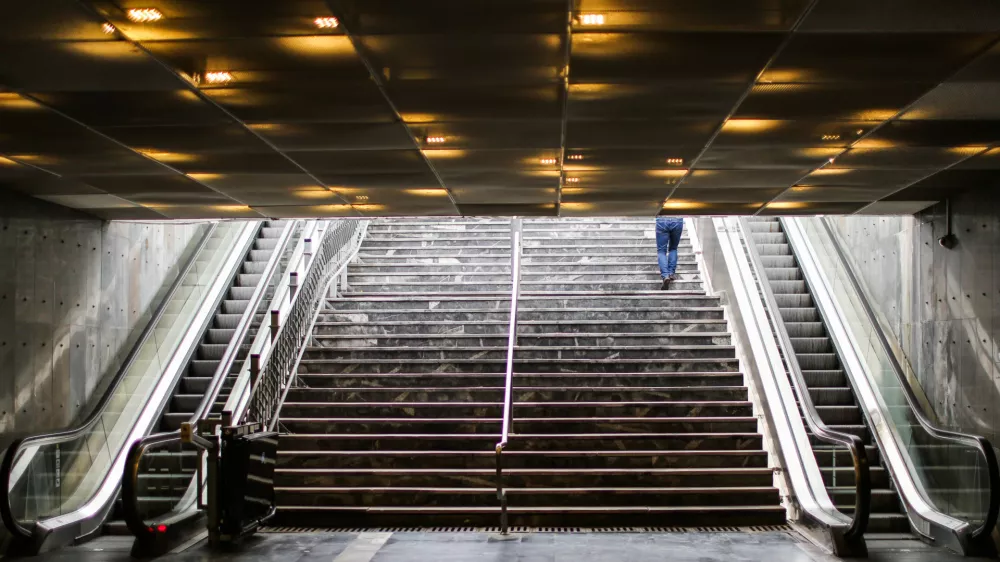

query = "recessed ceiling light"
(666, 158), (684, 166)
(204, 71), (234, 85)
(567, 154), (583, 161)
(821, 134), (841, 141)
(126, 8), (163, 22)
(355, 195), (369, 201)
(314, 17), (339, 28)
(856, 129), (864, 135)
(102, 23), (116, 34)
(579, 13), (605, 25)
(565, 177), (580, 183)
(425, 136), (447, 144)
(539, 157), (558, 165)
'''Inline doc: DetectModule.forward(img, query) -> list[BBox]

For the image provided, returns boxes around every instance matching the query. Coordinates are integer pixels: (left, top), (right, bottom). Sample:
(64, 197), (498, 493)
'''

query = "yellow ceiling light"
(400, 113), (439, 123)
(316, 204), (352, 213)
(722, 119), (781, 133)
(314, 16), (339, 28)
(126, 8), (163, 22)
(294, 188), (339, 200)
(352, 203), (386, 212)
(821, 134), (841, 141)
(790, 185), (813, 192)
(425, 135), (447, 144)
(646, 169), (688, 178)
(562, 202), (597, 211)
(539, 157), (558, 165)
(0, 156), (17, 166)
(102, 22), (116, 34)
(579, 13), (606, 25)
(566, 154), (584, 161)
(950, 145), (988, 156)
(561, 187), (585, 195)
(422, 149), (467, 159)
(663, 200), (707, 210)
(800, 147), (842, 159)
(665, 158), (684, 166)
(213, 204), (252, 213)
(0, 93), (39, 110)
(852, 138), (897, 149)
(851, 109), (897, 121)
(137, 149), (196, 163)
(564, 177), (581, 183)
(405, 188), (449, 197)
(354, 195), (369, 201)
(186, 173), (222, 182)
(766, 201), (807, 210)
(808, 168), (850, 176)
(203, 71), (234, 85)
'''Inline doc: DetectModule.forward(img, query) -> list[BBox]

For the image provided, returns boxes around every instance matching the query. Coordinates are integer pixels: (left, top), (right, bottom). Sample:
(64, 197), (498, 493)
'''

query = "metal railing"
(815, 217), (1000, 553)
(245, 219), (369, 430)
(121, 220), (300, 543)
(495, 218), (523, 535)
(738, 217), (871, 548)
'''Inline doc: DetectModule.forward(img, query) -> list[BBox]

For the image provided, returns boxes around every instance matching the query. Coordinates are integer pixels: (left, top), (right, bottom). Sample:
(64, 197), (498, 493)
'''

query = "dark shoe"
(660, 277), (671, 290)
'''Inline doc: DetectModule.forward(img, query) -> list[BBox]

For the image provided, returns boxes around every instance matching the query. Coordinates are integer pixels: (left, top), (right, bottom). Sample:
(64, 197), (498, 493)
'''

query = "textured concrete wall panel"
(830, 187), (1000, 444)
(0, 192), (205, 437)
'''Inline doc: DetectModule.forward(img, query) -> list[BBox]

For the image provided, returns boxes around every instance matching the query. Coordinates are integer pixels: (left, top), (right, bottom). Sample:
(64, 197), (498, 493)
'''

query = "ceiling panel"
(0, 1), (996, 218)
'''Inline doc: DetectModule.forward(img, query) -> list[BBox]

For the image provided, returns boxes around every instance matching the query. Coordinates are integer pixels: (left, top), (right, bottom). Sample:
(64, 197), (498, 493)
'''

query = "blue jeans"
(656, 217), (684, 279)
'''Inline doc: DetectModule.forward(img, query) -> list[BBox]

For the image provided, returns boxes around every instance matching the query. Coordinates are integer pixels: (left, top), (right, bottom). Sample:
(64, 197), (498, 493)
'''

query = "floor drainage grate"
(260, 525), (791, 534)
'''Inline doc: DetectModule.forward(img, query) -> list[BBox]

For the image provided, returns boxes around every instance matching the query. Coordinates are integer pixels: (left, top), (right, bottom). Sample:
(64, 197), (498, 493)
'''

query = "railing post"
(270, 310), (280, 341)
(250, 354), (261, 389)
(289, 271), (299, 302)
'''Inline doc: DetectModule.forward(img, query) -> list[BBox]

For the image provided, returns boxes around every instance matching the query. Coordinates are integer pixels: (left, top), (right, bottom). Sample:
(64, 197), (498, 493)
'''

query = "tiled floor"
(26, 530), (996, 562)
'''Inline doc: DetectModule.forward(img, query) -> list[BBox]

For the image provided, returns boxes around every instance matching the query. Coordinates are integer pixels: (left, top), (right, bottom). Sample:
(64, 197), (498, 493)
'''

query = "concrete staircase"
(274, 217), (784, 526)
(747, 217), (909, 534)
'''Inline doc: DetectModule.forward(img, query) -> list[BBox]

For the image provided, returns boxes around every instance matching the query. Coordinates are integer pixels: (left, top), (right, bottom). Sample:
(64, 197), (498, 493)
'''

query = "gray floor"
(26, 531), (997, 562)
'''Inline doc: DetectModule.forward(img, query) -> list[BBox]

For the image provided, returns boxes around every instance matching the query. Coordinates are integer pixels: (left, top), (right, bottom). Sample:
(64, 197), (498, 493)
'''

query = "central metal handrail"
(496, 218), (522, 534)
(738, 218), (871, 547)
(819, 217), (1000, 549)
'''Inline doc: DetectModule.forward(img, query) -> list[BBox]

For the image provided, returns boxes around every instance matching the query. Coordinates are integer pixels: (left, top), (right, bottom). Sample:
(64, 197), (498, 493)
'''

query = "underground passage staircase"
(274, 218), (784, 526)
(746, 218), (908, 534)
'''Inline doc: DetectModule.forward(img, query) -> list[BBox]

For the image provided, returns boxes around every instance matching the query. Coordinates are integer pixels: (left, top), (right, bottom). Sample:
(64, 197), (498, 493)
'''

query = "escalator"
(725, 215), (999, 556)
(746, 218), (909, 535)
(0, 219), (305, 553)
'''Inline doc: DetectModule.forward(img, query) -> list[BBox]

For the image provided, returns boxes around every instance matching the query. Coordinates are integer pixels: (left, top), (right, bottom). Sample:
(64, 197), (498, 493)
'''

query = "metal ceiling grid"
(0, 0), (999, 218)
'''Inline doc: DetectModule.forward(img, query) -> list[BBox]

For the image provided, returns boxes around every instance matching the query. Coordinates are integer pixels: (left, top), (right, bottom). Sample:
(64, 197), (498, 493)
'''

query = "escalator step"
(207, 328), (237, 344)
(198, 343), (229, 361)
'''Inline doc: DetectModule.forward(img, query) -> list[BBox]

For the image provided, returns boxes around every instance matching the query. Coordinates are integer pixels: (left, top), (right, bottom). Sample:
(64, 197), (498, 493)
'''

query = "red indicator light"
(157, 525), (168, 533)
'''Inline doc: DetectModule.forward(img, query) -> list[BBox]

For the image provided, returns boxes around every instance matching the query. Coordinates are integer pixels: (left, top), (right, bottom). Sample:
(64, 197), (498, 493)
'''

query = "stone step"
(363, 238), (515, 248)
(283, 386), (750, 403)
(319, 309), (725, 323)
(280, 401), (755, 419)
(310, 333), (732, 348)
(326, 295), (721, 310)
(300, 345), (737, 361)
(280, 417), (759, 435)
(311, 319), (729, 335)
(521, 245), (693, 255)
(345, 280), (706, 292)
(274, 467), (774, 488)
(345, 272), (702, 284)
(275, 449), (769, 470)
(274, 486), (780, 509)
(358, 248), (513, 256)
(296, 357), (740, 374)
(279, 433), (764, 452)
(272, 504), (787, 528)
(293, 372), (746, 389)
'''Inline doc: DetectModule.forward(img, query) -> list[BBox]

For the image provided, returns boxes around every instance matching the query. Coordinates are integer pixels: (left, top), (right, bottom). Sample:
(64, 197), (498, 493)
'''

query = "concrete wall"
(828, 187), (1000, 444)
(0, 192), (206, 437)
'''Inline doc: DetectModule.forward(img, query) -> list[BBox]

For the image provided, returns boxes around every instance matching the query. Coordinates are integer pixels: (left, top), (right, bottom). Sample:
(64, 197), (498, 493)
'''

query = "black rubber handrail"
(495, 218), (522, 535)
(121, 221), (299, 541)
(0, 223), (217, 540)
(739, 218), (871, 546)
(819, 217), (1000, 545)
